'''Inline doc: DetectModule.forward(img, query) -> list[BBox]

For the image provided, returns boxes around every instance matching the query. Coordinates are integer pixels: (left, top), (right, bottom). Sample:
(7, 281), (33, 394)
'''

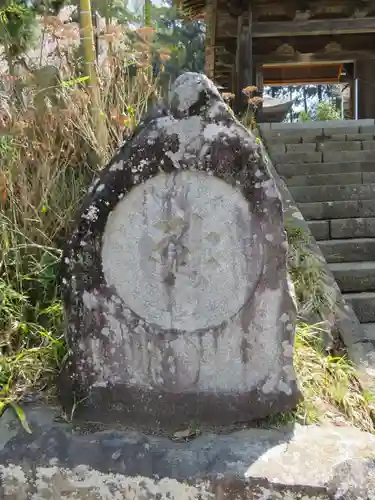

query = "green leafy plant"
(293, 322), (374, 432)
(0, 2), (37, 75)
(299, 110), (311, 122)
(286, 224), (335, 316)
(0, 212), (66, 421)
(299, 100), (341, 122)
(315, 100), (341, 121)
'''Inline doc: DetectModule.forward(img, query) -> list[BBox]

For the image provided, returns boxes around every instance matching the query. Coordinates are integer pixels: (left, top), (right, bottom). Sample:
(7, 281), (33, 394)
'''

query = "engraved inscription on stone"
(102, 170), (262, 332)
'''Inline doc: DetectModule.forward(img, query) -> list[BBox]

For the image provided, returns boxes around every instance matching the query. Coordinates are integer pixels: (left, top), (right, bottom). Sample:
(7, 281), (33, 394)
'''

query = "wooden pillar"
(255, 65), (264, 118)
(256, 66), (263, 94)
(344, 63), (355, 120)
(244, 6), (253, 88)
(204, 0), (218, 80)
(234, 14), (244, 111)
(234, 5), (253, 113)
(357, 58), (375, 119)
(354, 61), (358, 119)
(349, 79), (354, 119)
(231, 63), (236, 94)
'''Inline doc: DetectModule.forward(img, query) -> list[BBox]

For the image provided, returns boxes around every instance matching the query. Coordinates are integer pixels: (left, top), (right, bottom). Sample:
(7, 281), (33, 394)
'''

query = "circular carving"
(102, 170), (263, 332)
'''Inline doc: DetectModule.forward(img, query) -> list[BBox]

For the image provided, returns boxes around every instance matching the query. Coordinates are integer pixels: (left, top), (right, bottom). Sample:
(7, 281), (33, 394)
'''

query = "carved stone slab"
(60, 72), (300, 428)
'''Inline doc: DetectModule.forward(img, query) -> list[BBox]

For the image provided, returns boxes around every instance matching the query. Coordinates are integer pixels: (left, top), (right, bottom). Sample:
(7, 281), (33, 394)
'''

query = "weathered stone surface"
(307, 221), (330, 241)
(323, 150), (374, 163)
(329, 262), (375, 293)
(346, 133), (374, 141)
(277, 161), (367, 178)
(2, 468), (328, 500)
(286, 173), (361, 187)
(272, 151), (322, 164)
(361, 323), (375, 342)
(300, 200), (375, 221)
(258, 119), (375, 135)
(326, 458), (375, 500)
(1, 405), (375, 499)
(359, 124), (375, 133)
(267, 119), (375, 132)
(331, 217), (375, 239)
(261, 129), (324, 144)
(290, 184), (375, 203)
(323, 126), (360, 136)
(285, 143), (316, 153)
(363, 172), (375, 183)
(59, 73), (298, 429)
(318, 141), (361, 151)
(362, 140), (375, 150)
(268, 143), (286, 154)
(344, 292), (375, 323)
(320, 238), (375, 264)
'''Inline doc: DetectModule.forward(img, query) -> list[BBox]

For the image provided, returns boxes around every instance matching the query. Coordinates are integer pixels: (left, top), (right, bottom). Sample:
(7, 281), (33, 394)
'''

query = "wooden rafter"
(217, 14), (375, 38)
(252, 16), (375, 37)
(254, 50), (375, 65)
(263, 62), (343, 85)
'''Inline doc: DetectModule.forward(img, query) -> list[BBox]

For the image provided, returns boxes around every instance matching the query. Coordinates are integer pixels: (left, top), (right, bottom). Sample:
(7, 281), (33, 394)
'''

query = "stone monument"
(59, 72), (299, 428)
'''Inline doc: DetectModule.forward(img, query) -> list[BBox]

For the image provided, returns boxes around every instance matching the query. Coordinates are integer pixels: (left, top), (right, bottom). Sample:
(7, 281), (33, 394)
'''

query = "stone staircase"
(260, 119), (375, 342)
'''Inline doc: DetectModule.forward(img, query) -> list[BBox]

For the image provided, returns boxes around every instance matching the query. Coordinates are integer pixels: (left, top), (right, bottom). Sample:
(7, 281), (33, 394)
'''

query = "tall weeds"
(0, 20), (161, 419)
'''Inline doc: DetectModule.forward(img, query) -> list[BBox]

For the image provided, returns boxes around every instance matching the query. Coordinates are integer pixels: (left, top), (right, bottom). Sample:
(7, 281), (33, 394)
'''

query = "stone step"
(286, 172), (362, 187)
(317, 140), (362, 152)
(273, 151), (322, 164)
(330, 217), (375, 239)
(308, 220), (329, 240)
(262, 130), (325, 144)
(331, 133), (375, 142)
(300, 200), (375, 220)
(284, 143), (317, 153)
(363, 172), (375, 183)
(363, 141), (375, 150)
(277, 161), (375, 178)
(261, 118), (375, 132)
(329, 261), (375, 293)
(345, 133), (375, 142)
(361, 323), (375, 340)
(259, 119), (375, 138)
(290, 184), (375, 203)
(343, 292), (375, 323)
(319, 238), (375, 263)
(323, 150), (375, 163)
(269, 149), (374, 165)
(263, 130), (375, 145)
(308, 218), (375, 240)
(270, 139), (375, 156)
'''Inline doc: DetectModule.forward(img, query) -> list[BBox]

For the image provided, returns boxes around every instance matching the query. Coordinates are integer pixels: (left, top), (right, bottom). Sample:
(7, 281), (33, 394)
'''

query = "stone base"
(1, 405), (375, 499)
(58, 372), (300, 431)
(1, 466), (330, 499)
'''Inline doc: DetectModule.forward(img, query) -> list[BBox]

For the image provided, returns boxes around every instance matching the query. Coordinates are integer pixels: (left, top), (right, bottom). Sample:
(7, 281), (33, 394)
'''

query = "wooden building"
(178, 0), (375, 118)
